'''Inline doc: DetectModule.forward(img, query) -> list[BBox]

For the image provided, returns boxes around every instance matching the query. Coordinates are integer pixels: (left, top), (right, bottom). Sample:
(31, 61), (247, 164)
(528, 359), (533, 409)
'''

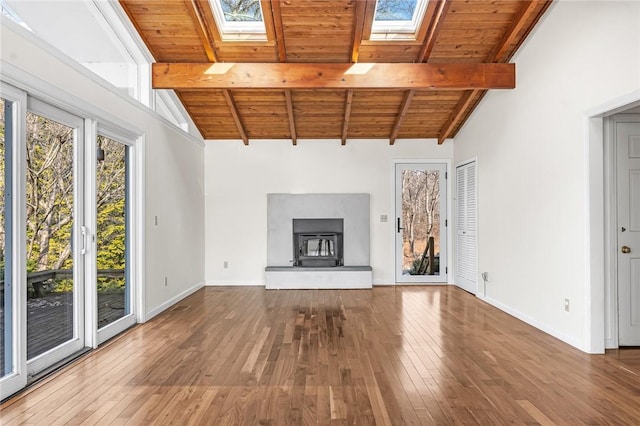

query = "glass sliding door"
(95, 133), (134, 343)
(25, 99), (85, 376)
(0, 85), (138, 399)
(395, 162), (447, 283)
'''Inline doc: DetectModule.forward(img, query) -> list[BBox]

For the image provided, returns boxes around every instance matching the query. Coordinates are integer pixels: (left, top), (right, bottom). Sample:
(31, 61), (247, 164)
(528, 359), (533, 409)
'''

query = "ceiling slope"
(120, 0), (552, 144)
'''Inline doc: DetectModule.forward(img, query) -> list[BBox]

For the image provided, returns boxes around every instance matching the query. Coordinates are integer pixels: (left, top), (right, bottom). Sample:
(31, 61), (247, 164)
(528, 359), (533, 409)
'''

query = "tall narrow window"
(96, 135), (129, 329)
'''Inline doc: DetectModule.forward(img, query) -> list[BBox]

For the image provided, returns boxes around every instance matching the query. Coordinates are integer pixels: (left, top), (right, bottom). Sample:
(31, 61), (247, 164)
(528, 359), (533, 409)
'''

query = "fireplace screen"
(293, 219), (343, 267)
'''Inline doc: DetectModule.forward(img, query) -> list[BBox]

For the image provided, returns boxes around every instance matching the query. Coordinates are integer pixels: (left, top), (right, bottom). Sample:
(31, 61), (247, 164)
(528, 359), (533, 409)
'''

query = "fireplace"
(293, 218), (343, 267)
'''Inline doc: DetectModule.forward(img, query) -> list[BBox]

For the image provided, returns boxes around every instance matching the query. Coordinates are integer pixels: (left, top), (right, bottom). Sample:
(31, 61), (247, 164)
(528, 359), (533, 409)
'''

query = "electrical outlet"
(564, 298), (570, 312)
(223, 261), (229, 269)
(380, 215), (388, 223)
(164, 276), (168, 287)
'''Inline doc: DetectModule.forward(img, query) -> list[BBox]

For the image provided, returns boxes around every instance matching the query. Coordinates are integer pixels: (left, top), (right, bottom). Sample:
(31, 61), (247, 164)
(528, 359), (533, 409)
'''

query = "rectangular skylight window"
(371, 0), (428, 40)
(209, 0), (267, 41)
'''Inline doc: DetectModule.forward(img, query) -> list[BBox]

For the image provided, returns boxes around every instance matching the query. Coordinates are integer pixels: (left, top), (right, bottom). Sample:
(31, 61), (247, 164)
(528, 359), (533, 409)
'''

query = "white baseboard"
(206, 280), (264, 286)
(477, 294), (584, 352)
(144, 281), (205, 321)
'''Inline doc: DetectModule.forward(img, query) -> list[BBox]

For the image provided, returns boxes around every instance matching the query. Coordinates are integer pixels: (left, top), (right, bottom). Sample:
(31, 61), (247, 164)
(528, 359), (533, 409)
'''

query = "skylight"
(209, 0), (267, 41)
(371, 0), (428, 40)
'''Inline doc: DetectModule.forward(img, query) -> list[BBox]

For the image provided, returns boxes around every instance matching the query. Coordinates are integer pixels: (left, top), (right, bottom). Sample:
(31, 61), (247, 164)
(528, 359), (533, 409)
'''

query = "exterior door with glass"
(395, 162), (447, 283)
(24, 98), (86, 377)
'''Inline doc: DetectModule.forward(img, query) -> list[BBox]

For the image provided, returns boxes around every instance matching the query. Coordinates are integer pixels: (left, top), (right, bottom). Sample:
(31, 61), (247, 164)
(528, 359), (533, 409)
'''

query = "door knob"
(621, 246), (631, 254)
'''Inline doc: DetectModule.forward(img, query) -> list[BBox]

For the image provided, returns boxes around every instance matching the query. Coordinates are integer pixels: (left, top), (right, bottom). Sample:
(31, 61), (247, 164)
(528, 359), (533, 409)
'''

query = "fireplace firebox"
(293, 218), (343, 267)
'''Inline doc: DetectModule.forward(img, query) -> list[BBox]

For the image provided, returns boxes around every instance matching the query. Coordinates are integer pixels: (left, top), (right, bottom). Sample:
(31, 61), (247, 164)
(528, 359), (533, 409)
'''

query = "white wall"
(1, 18), (205, 319)
(205, 139), (453, 285)
(453, 1), (640, 352)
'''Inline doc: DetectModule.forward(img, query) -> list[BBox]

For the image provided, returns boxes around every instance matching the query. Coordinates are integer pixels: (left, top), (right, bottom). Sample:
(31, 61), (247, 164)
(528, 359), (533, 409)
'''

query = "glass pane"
(375, 0), (418, 21)
(26, 112), (75, 359)
(220, 0), (263, 22)
(1, 97), (12, 377)
(401, 169), (441, 276)
(96, 135), (128, 329)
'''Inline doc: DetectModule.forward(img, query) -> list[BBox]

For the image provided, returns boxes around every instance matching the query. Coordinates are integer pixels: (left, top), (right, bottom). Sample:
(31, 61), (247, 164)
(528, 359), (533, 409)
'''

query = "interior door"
(25, 99), (86, 377)
(617, 120), (640, 346)
(455, 161), (477, 294)
(395, 163), (447, 283)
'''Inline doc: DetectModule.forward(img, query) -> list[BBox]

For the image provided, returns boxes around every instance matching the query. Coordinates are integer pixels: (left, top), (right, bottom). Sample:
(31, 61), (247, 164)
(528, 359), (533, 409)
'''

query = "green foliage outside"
(18, 114), (127, 297)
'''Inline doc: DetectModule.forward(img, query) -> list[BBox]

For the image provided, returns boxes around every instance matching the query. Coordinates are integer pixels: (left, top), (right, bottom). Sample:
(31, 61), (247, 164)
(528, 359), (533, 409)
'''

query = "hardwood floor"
(1, 286), (640, 425)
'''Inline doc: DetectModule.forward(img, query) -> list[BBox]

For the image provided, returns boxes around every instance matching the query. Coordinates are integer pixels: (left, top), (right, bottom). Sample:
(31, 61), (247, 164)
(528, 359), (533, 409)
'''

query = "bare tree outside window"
(401, 170), (440, 275)
(220, 0), (262, 22)
(375, 0), (417, 21)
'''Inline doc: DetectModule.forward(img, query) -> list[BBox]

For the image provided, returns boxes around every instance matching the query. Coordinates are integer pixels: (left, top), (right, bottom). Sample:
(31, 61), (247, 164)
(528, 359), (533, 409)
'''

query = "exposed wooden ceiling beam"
(284, 90), (297, 145)
(389, 90), (415, 145)
(417, 0), (451, 63)
(194, 0), (222, 43)
(260, 0), (277, 42)
(184, 0), (218, 62)
(341, 90), (354, 145)
(489, 1), (540, 62)
(153, 63), (515, 90)
(361, 0), (377, 41)
(438, 90), (477, 145)
(438, 1), (540, 143)
(269, 0), (287, 62)
(222, 90), (248, 145)
(350, 0), (369, 63)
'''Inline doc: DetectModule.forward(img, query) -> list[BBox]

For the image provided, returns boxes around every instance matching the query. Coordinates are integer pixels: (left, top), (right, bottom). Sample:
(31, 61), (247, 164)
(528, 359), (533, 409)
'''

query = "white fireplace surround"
(266, 193), (372, 289)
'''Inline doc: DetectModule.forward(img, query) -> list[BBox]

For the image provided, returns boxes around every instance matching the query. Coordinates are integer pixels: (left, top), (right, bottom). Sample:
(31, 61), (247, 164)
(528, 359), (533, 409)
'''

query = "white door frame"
(393, 160), (450, 284)
(585, 89), (640, 354)
(603, 113), (640, 348)
(0, 82), (28, 399)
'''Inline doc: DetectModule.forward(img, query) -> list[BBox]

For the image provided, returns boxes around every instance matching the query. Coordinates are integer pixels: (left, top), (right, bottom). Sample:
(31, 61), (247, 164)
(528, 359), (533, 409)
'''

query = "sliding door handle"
(397, 218), (404, 233)
(80, 226), (87, 255)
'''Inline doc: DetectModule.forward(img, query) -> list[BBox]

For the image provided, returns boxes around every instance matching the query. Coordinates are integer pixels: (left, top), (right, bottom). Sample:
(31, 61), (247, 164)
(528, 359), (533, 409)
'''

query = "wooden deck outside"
(0, 291), (125, 365)
(1, 286), (640, 424)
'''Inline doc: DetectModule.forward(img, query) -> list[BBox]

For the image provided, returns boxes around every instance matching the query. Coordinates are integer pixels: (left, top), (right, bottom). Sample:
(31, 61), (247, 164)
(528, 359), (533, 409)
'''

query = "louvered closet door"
(455, 161), (477, 294)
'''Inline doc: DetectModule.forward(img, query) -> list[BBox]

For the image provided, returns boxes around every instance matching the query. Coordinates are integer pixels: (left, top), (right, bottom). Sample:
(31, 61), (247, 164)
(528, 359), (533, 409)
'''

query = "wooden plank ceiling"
(120, 0), (552, 145)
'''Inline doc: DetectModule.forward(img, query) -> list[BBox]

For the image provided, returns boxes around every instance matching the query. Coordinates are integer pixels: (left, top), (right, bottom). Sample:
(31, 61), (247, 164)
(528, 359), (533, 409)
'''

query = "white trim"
(584, 89), (640, 118)
(477, 294), (583, 351)
(135, 136), (146, 323)
(206, 280), (264, 286)
(85, 119), (99, 349)
(144, 282), (205, 321)
(603, 116), (618, 349)
(0, 82), (28, 400)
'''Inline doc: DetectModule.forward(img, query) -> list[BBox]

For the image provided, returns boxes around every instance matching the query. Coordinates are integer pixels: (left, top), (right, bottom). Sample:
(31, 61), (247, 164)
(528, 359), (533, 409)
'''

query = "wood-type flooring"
(1, 286), (639, 425)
